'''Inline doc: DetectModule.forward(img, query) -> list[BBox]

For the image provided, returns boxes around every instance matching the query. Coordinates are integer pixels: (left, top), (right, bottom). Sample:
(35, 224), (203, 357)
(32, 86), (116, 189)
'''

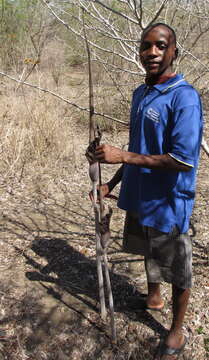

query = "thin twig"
(201, 137), (209, 157)
(90, 0), (139, 25)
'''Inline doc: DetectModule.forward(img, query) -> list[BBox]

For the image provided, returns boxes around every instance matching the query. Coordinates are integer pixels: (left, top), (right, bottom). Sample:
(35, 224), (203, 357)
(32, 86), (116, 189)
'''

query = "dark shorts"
(123, 212), (192, 289)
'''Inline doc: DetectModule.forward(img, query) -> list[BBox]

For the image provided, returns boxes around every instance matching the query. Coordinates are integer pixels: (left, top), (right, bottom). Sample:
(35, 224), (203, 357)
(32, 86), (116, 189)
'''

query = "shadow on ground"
(0, 188), (207, 359)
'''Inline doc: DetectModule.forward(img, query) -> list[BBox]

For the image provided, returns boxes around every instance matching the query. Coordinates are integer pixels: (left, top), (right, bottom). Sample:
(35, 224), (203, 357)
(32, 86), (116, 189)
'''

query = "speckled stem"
(83, 11), (107, 321)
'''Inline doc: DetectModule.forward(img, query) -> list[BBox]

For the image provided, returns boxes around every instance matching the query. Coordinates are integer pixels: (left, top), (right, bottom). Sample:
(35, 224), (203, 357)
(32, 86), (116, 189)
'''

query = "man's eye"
(157, 43), (167, 50)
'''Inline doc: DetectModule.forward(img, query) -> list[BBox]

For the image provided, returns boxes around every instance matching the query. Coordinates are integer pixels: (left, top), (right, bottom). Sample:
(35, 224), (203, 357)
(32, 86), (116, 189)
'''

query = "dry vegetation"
(0, 0), (208, 359)
(0, 44), (208, 359)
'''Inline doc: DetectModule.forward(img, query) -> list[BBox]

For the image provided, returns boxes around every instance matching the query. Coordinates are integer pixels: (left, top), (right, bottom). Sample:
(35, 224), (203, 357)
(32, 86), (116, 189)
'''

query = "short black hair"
(141, 23), (177, 46)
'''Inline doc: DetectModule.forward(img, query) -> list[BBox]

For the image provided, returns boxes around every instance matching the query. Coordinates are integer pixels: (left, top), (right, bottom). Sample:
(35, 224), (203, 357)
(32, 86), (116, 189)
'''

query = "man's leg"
(166, 285), (190, 348)
(154, 285), (190, 360)
(144, 257), (165, 310)
(163, 232), (192, 353)
(147, 282), (164, 310)
(146, 229), (191, 358)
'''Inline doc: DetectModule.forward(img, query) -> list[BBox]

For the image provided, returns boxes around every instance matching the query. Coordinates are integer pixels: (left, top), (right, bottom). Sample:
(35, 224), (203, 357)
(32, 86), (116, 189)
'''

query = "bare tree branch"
(41, 0), (141, 69)
(90, 0), (139, 25)
(148, 0), (169, 26)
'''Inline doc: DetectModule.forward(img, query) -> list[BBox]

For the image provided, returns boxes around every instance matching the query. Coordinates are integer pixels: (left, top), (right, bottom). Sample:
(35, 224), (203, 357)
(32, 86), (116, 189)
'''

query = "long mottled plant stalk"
(83, 14), (106, 321)
(83, 11), (116, 342)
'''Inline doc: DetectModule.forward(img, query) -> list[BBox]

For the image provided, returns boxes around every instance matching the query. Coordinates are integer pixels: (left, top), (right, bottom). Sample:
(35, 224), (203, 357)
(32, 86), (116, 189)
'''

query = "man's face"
(139, 26), (177, 78)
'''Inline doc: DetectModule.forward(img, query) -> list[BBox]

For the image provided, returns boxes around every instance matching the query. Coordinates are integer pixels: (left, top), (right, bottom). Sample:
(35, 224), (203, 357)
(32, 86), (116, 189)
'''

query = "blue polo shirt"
(118, 74), (203, 233)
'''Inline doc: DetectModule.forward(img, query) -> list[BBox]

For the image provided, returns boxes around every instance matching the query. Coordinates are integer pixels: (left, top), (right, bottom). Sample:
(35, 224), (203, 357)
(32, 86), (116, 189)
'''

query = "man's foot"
(154, 333), (187, 360)
(125, 295), (164, 311)
(146, 295), (164, 311)
(147, 282), (164, 311)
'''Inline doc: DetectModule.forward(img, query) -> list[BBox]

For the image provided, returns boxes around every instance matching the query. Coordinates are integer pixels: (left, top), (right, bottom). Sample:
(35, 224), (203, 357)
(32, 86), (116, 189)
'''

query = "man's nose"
(147, 45), (158, 57)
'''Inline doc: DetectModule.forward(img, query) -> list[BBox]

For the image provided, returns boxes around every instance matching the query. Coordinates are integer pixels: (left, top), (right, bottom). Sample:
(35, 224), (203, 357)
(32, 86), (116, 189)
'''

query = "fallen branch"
(83, 12), (117, 342)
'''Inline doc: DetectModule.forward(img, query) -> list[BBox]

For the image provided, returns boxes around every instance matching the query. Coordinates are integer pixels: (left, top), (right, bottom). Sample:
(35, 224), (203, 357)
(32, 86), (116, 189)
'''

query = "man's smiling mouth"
(147, 62), (160, 65)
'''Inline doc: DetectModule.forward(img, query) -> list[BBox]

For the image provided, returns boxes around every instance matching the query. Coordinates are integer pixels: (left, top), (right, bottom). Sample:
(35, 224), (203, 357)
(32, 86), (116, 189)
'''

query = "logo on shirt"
(146, 107), (160, 123)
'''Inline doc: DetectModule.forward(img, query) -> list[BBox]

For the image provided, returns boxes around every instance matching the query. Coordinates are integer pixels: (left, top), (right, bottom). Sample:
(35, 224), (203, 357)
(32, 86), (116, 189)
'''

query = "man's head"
(139, 23), (178, 79)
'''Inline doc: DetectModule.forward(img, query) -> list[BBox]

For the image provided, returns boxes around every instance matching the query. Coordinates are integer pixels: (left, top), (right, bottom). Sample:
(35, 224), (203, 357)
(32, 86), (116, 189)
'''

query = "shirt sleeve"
(168, 104), (203, 167)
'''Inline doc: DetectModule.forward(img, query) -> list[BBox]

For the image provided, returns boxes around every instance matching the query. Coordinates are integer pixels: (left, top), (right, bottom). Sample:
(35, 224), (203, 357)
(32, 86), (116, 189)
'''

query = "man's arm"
(107, 165), (124, 191)
(97, 165), (124, 200)
(95, 144), (191, 172)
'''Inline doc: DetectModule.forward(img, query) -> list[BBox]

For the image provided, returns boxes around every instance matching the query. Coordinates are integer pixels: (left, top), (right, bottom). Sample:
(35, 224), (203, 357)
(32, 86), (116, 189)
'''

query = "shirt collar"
(148, 74), (185, 93)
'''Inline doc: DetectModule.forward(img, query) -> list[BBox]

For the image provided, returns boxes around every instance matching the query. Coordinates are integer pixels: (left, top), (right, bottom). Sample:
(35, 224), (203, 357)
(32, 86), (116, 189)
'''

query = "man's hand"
(95, 144), (124, 164)
(89, 183), (111, 202)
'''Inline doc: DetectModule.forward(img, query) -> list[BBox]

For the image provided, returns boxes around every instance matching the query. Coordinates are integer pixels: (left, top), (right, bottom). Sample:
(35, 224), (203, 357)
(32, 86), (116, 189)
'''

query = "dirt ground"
(0, 116), (208, 360)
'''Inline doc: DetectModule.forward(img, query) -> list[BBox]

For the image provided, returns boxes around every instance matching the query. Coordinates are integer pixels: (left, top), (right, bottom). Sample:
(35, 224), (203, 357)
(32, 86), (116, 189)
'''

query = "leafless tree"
(44, 0), (209, 85)
(40, 0), (209, 150)
(0, 0), (208, 149)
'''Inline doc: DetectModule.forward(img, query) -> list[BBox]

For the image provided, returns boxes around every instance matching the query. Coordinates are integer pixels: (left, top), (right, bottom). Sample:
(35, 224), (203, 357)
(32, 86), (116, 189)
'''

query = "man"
(91, 23), (203, 360)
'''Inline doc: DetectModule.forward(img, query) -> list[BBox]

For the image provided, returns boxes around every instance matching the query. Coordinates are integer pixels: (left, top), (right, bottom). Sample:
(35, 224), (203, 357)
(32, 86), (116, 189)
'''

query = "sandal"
(154, 336), (187, 359)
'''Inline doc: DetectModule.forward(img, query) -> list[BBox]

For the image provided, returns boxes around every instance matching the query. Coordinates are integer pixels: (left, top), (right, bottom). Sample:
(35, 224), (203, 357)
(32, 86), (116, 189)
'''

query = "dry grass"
(0, 57), (208, 360)
(0, 72), (81, 178)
